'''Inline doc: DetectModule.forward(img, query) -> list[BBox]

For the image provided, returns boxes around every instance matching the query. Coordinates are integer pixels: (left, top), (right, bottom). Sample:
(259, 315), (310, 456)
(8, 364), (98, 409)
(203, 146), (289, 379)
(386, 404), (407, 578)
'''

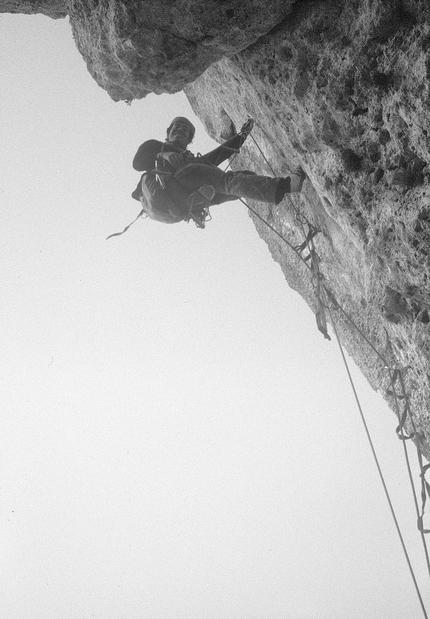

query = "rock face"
(185, 0), (430, 458)
(5, 0), (430, 458)
(68, 0), (294, 100)
(0, 0), (67, 18)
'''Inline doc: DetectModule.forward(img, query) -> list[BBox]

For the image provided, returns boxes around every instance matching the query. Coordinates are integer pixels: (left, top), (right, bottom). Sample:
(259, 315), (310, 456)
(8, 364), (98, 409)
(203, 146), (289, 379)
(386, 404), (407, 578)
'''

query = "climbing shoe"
(274, 167), (306, 203)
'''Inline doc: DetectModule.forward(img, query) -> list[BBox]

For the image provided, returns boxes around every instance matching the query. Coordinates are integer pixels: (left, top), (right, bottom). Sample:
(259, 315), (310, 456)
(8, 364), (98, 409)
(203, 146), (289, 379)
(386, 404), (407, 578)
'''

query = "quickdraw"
(184, 186), (214, 229)
(387, 367), (430, 535)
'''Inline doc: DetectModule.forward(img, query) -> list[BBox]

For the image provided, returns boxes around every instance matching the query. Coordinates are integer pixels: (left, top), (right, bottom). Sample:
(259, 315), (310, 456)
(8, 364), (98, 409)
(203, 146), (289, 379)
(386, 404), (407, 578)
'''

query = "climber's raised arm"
(198, 119), (255, 167)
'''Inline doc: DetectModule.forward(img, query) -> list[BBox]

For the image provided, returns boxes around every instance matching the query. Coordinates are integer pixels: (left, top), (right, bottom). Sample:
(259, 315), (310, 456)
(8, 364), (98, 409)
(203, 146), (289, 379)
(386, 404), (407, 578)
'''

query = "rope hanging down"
(326, 300), (430, 619)
(235, 122), (430, 614)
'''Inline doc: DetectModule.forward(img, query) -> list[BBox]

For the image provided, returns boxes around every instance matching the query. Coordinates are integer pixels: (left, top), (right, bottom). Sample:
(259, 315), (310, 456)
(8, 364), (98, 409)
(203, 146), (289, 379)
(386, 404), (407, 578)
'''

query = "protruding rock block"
(0, 0), (67, 19)
(68, 0), (294, 100)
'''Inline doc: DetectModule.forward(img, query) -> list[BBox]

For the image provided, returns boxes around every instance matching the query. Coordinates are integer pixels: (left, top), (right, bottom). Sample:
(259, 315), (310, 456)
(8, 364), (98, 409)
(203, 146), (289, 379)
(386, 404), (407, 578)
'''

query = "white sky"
(1, 14), (429, 619)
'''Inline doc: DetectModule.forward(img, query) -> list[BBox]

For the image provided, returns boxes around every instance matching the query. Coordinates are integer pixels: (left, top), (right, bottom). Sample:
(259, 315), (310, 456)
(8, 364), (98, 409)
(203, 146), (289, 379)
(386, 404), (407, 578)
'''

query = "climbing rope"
(326, 298), (430, 619)
(229, 121), (430, 614)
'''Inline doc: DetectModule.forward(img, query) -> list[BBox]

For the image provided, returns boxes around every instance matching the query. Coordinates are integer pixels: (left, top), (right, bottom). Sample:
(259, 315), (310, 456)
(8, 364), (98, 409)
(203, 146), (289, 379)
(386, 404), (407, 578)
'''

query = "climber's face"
(167, 119), (193, 149)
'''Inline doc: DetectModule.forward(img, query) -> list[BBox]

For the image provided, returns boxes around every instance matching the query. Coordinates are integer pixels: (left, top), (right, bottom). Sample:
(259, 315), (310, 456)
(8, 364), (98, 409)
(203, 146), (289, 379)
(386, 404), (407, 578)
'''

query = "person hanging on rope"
(130, 116), (306, 226)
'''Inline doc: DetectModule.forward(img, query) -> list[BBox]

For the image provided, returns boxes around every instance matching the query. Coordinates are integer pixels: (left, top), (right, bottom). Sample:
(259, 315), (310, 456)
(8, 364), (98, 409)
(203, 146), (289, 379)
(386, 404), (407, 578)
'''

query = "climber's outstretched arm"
(198, 119), (254, 167)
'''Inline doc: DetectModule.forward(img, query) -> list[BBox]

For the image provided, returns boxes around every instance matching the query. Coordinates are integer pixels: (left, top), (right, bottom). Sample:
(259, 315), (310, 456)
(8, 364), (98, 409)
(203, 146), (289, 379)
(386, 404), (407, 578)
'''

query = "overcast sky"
(1, 13), (429, 619)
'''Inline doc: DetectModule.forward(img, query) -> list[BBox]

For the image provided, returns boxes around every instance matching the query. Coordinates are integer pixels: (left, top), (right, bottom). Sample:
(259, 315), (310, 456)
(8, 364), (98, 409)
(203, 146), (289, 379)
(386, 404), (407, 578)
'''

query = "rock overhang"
(68, 0), (295, 100)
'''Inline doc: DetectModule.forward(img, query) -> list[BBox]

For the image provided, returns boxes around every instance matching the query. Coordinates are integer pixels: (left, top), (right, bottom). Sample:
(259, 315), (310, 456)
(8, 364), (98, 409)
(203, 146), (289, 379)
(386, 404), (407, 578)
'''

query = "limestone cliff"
(186, 0), (430, 456)
(185, 0), (430, 459)
(68, 0), (294, 100)
(4, 0), (430, 459)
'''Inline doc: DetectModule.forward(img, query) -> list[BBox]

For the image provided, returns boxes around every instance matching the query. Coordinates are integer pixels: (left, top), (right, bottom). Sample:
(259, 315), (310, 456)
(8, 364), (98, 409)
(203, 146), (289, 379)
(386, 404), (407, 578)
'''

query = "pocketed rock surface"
(0, 0), (66, 18)
(4, 0), (430, 459)
(186, 0), (430, 459)
(68, 0), (294, 100)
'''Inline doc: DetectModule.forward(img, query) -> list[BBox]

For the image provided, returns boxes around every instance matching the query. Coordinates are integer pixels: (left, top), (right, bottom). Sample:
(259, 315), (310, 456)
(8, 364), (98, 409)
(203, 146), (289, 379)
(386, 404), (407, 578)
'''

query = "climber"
(131, 116), (306, 225)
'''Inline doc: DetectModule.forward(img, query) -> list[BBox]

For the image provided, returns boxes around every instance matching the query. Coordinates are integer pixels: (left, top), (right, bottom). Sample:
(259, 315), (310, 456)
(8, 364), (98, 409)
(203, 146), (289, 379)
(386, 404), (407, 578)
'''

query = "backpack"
(134, 173), (186, 224)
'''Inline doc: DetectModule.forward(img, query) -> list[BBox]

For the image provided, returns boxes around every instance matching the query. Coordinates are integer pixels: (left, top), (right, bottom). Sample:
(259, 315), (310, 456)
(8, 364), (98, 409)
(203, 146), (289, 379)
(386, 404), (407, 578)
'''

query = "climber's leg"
(175, 163), (283, 204)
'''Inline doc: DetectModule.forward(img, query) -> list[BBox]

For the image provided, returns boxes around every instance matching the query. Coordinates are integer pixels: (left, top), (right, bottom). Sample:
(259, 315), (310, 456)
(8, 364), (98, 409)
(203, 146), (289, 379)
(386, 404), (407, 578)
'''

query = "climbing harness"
(153, 152), (213, 229)
(184, 185), (214, 228)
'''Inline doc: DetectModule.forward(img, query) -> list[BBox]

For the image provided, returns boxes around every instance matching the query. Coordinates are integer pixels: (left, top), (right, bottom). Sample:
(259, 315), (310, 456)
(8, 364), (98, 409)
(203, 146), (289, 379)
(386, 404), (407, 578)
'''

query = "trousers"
(173, 163), (282, 205)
